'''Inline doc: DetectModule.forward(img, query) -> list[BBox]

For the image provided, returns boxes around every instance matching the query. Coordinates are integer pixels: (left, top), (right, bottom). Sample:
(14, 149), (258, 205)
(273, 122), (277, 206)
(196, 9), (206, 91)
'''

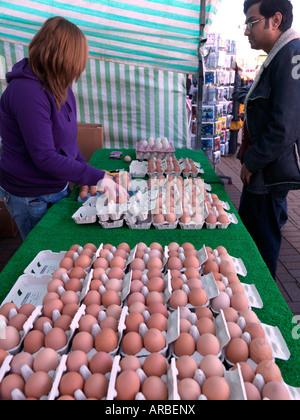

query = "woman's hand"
(98, 174), (129, 203)
(240, 164), (253, 186)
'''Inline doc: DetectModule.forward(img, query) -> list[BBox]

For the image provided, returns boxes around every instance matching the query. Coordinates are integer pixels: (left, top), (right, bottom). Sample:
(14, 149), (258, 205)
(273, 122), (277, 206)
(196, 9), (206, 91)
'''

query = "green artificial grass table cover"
(0, 148), (299, 388)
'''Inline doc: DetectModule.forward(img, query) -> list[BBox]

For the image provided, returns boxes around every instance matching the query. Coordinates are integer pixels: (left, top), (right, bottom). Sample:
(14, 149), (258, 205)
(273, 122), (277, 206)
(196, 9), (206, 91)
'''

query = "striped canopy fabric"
(0, 0), (222, 148)
(0, 0), (222, 74)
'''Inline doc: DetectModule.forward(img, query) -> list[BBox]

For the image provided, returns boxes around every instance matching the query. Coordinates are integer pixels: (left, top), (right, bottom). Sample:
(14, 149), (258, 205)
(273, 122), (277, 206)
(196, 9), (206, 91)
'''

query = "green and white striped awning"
(0, 0), (222, 74)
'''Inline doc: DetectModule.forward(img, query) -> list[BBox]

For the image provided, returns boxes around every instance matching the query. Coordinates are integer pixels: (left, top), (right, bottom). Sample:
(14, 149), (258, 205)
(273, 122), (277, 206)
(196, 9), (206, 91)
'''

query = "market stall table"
(0, 148), (299, 390)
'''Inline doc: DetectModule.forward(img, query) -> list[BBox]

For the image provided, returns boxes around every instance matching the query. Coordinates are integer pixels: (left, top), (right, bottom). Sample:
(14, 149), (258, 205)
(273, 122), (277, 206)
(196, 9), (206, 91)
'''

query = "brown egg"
(244, 382), (262, 400)
(105, 278), (122, 292)
(244, 323), (266, 340)
(196, 307), (214, 321)
(60, 290), (79, 306)
(130, 258), (146, 272)
(189, 288), (207, 307)
(18, 303), (35, 317)
(203, 261), (219, 275)
(200, 355), (224, 378)
(59, 371), (84, 397)
(125, 312), (144, 333)
(33, 348), (60, 372)
(51, 268), (68, 281)
(59, 257), (74, 271)
(167, 257), (183, 271)
(10, 352), (33, 375)
(239, 309), (260, 325)
(34, 316), (53, 332)
(84, 373), (109, 400)
(62, 303), (79, 318)
(230, 294), (249, 312)
(145, 291), (164, 307)
(115, 370), (140, 400)
(68, 266), (86, 280)
(143, 353), (167, 377)
(176, 355), (198, 380)
(169, 290), (188, 309)
(100, 316), (118, 332)
(196, 333), (220, 356)
(174, 332), (196, 357)
(184, 256), (200, 269)
(227, 322), (243, 339)
(119, 355), (142, 372)
(225, 338), (249, 364)
(94, 257), (109, 271)
(178, 378), (201, 400)
(147, 302), (169, 318)
(256, 360), (282, 383)
(122, 332), (143, 355)
(25, 371), (52, 399)
(202, 376), (230, 400)
(147, 313), (167, 332)
(196, 318), (216, 335)
(53, 315), (72, 331)
(42, 292), (60, 305)
(66, 350), (89, 372)
(206, 213), (217, 225)
(84, 243), (97, 253)
(249, 338), (273, 364)
(74, 254), (91, 269)
(47, 279), (64, 293)
(89, 352), (113, 375)
(23, 330), (45, 354)
(187, 278), (203, 290)
(110, 256), (126, 270)
(142, 376), (168, 400)
(0, 349), (8, 367)
(127, 292), (145, 307)
(45, 327), (68, 351)
(8, 314), (28, 331)
(232, 362), (255, 383)
(143, 328), (166, 353)
(222, 307), (239, 323)
(147, 257), (163, 271)
(65, 278), (83, 293)
(147, 277), (165, 293)
(101, 290), (121, 308)
(185, 267), (200, 279)
(262, 381), (290, 400)
(95, 328), (118, 353)
(211, 292), (231, 313)
(72, 331), (94, 353)
(107, 267), (125, 280)
(0, 373), (25, 400)
(129, 302), (147, 314)
(43, 299), (64, 319)
(171, 277), (184, 290)
(84, 290), (101, 307)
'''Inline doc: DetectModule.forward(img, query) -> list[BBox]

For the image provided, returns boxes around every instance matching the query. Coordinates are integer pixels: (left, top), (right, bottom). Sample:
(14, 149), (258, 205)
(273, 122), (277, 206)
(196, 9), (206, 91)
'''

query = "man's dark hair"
(243, 0), (293, 32)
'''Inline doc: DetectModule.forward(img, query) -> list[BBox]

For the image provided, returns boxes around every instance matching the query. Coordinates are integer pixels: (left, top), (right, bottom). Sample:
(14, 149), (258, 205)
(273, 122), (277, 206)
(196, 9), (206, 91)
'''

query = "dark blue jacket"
(244, 38), (300, 194)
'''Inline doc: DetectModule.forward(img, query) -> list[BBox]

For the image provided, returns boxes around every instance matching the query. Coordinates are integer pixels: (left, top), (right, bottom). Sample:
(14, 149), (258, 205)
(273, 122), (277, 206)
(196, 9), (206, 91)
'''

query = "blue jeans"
(239, 187), (289, 280)
(0, 185), (69, 240)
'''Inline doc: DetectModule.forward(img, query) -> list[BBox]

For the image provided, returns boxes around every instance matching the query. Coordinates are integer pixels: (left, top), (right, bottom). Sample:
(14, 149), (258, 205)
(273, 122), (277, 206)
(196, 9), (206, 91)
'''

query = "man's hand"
(241, 164), (253, 186)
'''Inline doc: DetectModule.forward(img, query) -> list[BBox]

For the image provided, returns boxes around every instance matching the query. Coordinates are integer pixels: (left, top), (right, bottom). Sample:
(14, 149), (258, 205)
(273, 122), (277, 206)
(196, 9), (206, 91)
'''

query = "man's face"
(244, 2), (270, 52)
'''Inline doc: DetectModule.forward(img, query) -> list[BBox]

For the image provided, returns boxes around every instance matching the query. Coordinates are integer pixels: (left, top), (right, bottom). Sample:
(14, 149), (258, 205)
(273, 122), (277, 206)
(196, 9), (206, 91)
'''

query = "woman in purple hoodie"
(0, 17), (126, 240)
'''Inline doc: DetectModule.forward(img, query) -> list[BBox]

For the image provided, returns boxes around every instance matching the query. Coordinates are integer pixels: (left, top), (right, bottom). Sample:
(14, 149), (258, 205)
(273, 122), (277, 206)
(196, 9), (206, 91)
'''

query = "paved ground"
(217, 154), (300, 316)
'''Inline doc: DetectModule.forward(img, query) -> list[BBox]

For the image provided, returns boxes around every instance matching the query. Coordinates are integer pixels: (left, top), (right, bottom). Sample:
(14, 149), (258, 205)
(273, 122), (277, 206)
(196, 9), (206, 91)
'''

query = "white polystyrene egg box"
(106, 354), (175, 401)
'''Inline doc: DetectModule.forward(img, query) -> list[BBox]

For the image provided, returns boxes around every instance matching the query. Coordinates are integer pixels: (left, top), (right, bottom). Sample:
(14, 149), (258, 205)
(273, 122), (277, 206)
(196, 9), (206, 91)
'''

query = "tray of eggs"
(0, 241), (299, 400)
(136, 137), (176, 161)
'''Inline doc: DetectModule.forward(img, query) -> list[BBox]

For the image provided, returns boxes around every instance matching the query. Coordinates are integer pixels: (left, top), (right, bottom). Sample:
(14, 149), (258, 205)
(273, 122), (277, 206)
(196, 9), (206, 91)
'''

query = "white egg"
(162, 138), (169, 150)
(148, 137), (155, 148)
(142, 140), (148, 148)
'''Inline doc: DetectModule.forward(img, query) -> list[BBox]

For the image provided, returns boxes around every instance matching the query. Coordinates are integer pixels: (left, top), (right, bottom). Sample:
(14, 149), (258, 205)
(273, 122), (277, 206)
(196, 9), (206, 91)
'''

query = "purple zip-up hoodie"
(0, 58), (105, 197)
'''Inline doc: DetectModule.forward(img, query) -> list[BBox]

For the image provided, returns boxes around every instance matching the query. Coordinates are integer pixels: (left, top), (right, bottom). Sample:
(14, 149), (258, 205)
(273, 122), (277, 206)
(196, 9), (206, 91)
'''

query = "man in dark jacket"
(239, 0), (300, 279)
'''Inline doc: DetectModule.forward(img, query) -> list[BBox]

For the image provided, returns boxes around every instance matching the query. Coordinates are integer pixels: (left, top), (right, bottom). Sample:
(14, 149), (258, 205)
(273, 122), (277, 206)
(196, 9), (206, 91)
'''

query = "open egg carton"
(125, 189), (158, 230)
(136, 137), (176, 161)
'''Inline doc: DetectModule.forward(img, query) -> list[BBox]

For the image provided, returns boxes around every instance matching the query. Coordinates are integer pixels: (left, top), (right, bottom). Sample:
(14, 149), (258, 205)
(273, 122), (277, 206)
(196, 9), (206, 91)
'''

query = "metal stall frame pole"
(196, 0), (206, 150)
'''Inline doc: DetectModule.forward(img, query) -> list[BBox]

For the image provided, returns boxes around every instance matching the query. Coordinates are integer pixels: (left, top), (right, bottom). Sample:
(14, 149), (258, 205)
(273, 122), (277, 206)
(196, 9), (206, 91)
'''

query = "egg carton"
(48, 353), (112, 400)
(0, 353), (61, 400)
(72, 205), (97, 225)
(119, 308), (179, 359)
(70, 305), (128, 357)
(171, 358), (246, 400)
(179, 158), (204, 178)
(98, 218), (124, 229)
(0, 306), (42, 356)
(249, 372), (300, 401)
(129, 160), (148, 178)
(106, 354), (174, 401)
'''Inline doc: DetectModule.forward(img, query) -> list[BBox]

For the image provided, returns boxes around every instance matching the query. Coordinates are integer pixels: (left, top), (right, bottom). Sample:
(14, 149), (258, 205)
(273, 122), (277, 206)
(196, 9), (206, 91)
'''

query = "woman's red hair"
(29, 16), (88, 110)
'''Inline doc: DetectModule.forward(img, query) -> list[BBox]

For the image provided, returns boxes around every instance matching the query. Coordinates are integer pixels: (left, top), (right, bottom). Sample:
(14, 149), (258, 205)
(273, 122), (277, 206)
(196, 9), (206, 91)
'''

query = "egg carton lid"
(1, 273), (52, 307)
(72, 205), (97, 225)
(129, 160), (148, 178)
(24, 250), (67, 277)
(81, 196), (98, 208)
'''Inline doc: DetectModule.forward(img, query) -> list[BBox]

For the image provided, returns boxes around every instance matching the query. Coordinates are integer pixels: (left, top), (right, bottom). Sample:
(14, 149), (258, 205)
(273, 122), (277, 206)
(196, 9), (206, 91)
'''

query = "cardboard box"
(0, 199), (19, 238)
(77, 123), (104, 163)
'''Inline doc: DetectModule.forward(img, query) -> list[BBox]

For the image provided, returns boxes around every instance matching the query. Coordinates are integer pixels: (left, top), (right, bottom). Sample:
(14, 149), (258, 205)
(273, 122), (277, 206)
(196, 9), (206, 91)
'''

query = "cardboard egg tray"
(1, 243), (300, 400)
